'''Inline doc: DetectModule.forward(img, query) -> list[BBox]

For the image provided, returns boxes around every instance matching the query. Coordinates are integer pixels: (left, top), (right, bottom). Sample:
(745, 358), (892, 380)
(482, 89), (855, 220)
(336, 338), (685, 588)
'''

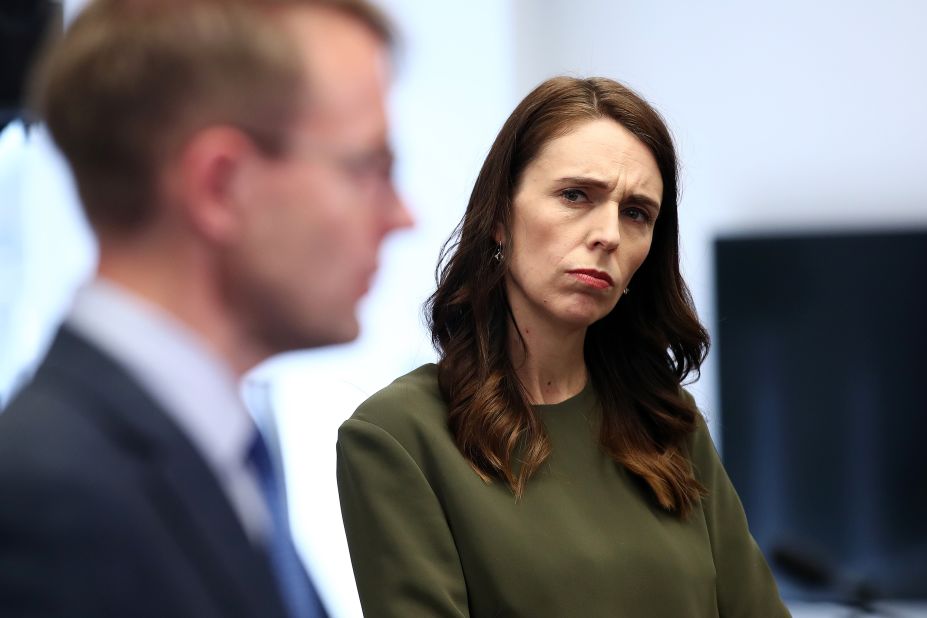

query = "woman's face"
(503, 117), (663, 334)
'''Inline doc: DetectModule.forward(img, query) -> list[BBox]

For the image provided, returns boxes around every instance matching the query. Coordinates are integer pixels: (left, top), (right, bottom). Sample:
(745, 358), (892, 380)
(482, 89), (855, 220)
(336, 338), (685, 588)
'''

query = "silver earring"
(493, 242), (504, 262)
(623, 287), (630, 295)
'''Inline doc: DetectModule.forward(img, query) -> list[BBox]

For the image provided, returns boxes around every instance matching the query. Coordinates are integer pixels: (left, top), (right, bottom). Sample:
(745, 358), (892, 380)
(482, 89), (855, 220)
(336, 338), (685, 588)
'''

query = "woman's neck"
(508, 318), (588, 405)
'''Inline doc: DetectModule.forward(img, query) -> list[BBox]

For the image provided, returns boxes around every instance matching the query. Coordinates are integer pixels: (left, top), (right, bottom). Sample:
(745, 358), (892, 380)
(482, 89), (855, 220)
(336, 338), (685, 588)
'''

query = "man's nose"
(382, 183), (414, 231)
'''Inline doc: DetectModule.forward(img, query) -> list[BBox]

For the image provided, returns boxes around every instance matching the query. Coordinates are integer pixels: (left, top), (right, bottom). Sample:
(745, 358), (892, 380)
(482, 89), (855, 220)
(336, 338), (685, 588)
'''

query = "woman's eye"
(560, 188), (588, 203)
(624, 207), (652, 223)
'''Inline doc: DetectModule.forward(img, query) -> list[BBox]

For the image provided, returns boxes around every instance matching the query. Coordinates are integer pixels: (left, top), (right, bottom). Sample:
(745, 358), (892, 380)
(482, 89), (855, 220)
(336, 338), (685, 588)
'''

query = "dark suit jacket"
(0, 326), (291, 618)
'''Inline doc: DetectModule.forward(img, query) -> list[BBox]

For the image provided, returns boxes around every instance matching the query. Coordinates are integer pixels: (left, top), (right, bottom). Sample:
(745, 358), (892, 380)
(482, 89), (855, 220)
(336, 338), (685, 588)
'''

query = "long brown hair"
(427, 76), (710, 517)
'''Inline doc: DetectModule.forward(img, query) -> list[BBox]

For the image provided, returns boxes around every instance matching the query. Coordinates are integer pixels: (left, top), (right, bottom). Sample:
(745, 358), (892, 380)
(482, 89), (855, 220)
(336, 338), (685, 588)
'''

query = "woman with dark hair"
(337, 76), (789, 617)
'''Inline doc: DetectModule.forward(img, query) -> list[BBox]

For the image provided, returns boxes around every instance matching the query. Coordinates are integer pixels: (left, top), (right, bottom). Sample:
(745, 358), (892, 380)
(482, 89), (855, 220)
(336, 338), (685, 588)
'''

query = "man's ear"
(171, 126), (256, 244)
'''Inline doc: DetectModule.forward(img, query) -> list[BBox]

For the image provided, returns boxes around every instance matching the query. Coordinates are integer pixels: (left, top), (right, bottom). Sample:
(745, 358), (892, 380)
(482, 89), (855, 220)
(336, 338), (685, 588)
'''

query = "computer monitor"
(715, 229), (927, 603)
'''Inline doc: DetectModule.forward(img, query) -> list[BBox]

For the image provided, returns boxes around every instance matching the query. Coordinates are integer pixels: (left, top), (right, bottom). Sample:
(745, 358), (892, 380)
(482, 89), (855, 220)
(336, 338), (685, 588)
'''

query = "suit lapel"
(38, 327), (290, 618)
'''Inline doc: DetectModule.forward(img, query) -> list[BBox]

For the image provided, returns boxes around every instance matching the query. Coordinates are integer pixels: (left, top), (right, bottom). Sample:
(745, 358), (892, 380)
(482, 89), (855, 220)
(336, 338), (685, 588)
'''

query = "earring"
(623, 287), (630, 295)
(493, 242), (504, 262)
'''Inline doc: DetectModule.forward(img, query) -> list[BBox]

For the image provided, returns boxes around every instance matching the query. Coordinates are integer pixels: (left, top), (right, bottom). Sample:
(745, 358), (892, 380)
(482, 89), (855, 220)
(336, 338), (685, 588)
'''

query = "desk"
(788, 601), (927, 617)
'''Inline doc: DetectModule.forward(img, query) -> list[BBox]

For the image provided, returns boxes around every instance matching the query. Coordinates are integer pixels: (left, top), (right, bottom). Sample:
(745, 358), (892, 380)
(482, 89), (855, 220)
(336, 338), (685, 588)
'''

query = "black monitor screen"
(715, 229), (927, 602)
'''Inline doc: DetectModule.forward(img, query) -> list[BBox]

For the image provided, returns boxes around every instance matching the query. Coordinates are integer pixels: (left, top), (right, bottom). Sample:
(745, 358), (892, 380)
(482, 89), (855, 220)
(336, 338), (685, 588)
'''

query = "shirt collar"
(66, 278), (255, 473)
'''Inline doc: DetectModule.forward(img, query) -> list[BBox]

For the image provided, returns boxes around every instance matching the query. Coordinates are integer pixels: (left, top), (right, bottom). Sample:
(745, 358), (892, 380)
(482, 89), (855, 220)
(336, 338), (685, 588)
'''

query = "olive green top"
(337, 364), (789, 617)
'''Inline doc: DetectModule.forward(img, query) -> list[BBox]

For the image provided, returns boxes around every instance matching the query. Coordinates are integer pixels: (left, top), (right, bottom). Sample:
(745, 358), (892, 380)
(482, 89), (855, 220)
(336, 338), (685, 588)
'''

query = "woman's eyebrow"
(555, 175), (612, 190)
(624, 193), (661, 212)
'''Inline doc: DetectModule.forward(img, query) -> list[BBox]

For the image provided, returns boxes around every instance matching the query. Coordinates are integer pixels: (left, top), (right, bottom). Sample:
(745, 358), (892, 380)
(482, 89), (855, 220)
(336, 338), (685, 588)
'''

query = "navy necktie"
(248, 430), (327, 618)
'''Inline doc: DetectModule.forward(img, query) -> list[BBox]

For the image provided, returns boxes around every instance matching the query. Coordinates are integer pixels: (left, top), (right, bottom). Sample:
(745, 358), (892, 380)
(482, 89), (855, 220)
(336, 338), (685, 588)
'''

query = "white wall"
(513, 0), (927, 436)
(0, 122), (96, 406)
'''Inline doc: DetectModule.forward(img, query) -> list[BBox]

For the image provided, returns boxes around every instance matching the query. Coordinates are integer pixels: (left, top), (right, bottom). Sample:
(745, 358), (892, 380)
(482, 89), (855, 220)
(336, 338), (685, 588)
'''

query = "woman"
(337, 76), (789, 617)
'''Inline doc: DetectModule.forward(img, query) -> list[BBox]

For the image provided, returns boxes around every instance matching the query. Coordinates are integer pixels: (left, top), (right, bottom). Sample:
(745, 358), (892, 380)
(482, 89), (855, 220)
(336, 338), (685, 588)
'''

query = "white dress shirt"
(67, 278), (271, 542)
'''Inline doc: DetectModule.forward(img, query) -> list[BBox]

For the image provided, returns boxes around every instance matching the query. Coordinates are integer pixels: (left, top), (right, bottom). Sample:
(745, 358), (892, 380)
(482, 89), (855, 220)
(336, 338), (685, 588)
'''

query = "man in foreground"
(0, 0), (411, 616)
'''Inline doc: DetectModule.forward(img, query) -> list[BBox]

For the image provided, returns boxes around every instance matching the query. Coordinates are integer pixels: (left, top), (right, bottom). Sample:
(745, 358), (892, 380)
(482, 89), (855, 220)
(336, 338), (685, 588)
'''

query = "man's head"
(34, 0), (413, 366)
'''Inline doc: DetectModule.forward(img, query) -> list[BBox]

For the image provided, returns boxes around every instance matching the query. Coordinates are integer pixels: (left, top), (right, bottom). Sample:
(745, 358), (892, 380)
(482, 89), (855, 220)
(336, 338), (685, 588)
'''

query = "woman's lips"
(567, 269), (614, 289)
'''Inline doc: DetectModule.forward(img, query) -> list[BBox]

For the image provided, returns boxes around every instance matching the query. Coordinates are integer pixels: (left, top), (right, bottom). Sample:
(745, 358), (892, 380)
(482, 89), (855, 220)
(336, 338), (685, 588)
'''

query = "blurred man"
(0, 0), (411, 616)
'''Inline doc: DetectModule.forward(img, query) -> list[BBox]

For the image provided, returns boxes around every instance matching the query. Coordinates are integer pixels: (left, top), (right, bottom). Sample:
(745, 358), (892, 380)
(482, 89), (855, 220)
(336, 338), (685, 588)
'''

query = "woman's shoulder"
(679, 387), (710, 435)
(344, 363), (451, 447)
(679, 388), (723, 483)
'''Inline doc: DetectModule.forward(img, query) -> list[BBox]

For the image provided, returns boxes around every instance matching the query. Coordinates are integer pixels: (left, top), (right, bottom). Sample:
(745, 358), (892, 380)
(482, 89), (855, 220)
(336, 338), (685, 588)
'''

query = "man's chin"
(259, 317), (360, 357)
(305, 317), (361, 349)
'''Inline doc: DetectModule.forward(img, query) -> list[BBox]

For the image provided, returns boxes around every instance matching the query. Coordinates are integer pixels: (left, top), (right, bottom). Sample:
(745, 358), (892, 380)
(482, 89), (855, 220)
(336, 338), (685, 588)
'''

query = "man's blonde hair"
(32, 0), (393, 233)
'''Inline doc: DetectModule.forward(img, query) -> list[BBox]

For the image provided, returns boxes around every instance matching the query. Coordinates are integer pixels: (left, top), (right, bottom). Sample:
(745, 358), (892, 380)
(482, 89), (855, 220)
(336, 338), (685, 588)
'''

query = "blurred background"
(1, 0), (925, 615)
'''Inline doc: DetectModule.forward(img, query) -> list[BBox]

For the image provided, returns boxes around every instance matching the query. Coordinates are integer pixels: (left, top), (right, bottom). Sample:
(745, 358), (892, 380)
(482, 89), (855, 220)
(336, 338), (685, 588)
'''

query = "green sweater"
(337, 364), (789, 617)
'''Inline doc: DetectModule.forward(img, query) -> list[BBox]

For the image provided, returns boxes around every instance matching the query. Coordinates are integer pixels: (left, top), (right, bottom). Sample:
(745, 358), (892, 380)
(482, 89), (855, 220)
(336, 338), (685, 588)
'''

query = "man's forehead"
(276, 6), (390, 145)
(280, 5), (389, 101)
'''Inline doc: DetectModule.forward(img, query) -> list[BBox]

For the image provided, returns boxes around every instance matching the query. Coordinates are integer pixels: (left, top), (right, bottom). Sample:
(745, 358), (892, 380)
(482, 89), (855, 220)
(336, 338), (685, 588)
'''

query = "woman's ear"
(493, 223), (505, 245)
